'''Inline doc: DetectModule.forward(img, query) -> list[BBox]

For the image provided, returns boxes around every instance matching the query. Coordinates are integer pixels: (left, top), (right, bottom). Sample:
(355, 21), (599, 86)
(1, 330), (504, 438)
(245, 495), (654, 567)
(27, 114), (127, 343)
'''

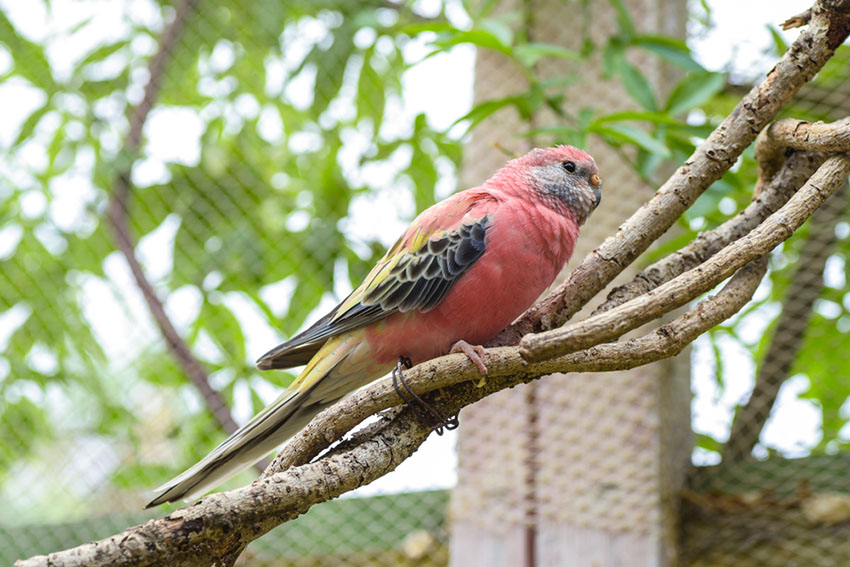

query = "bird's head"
(494, 145), (602, 226)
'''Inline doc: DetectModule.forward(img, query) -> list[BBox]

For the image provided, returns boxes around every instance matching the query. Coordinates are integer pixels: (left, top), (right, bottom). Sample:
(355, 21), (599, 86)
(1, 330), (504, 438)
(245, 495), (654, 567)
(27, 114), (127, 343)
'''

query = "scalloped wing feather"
(256, 190), (497, 370)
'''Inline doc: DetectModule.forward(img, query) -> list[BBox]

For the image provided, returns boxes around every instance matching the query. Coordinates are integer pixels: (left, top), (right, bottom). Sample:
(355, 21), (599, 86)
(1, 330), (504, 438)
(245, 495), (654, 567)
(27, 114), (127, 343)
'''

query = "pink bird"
(147, 145), (601, 506)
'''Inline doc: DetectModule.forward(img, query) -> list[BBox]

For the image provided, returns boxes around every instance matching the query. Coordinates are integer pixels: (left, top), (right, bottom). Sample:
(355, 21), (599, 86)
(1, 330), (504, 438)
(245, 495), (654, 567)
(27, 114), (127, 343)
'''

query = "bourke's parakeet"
(147, 145), (602, 507)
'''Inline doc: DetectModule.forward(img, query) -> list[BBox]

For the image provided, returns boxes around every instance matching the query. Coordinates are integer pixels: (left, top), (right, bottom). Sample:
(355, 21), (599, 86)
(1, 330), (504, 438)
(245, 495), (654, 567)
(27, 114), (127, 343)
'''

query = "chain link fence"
(2, 0), (850, 565)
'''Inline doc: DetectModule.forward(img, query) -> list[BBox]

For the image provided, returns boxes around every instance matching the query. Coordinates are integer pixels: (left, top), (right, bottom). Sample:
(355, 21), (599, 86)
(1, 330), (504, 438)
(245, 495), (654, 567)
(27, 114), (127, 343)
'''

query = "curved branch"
(106, 0), (240, 435)
(756, 117), (850, 189)
(488, 1), (850, 347)
(518, 155), (850, 362)
(15, 248), (770, 567)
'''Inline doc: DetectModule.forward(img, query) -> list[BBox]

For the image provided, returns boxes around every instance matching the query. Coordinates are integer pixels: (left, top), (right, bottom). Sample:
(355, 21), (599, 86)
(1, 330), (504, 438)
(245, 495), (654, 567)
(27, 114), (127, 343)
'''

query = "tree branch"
(14, 249), (770, 567)
(723, 189), (850, 458)
(594, 151), (824, 315)
(590, 116), (850, 318)
(488, 0), (850, 347)
(106, 0), (241, 436)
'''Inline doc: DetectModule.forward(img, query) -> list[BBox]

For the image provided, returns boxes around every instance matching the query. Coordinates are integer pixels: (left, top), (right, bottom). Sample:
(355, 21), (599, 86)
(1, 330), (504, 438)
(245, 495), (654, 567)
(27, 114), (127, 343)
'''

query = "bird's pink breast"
(364, 199), (579, 365)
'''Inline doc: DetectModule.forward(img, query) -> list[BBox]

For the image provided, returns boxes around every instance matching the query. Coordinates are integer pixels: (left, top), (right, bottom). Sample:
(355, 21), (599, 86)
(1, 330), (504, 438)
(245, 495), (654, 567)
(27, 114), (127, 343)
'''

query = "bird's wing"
(256, 190), (498, 370)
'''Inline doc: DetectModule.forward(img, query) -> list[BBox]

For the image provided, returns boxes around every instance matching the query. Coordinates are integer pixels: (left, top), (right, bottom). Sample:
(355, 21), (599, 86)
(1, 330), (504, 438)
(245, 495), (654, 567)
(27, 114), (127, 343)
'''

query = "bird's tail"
(146, 331), (391, 508)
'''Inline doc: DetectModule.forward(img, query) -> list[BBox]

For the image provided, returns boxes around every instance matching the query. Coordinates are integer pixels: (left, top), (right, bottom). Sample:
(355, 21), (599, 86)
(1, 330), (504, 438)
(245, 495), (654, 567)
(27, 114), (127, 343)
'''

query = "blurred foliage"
(1, 0), (849, 529)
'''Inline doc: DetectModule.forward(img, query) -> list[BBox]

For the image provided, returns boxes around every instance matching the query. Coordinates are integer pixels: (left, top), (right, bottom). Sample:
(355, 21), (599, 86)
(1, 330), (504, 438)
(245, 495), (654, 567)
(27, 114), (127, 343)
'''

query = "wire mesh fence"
(1, 0), (850, 565)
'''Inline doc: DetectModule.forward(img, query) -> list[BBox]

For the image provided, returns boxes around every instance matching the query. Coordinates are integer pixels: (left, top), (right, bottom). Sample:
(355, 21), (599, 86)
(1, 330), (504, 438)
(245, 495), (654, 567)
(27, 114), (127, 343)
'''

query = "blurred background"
(2, 0), (850, 565)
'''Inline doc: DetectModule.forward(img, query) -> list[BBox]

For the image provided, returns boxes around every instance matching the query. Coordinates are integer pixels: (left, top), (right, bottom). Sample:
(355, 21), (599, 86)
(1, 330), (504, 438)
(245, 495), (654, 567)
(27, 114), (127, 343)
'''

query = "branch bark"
(106, 0), (241, 436)
(593, 151), (824, 315)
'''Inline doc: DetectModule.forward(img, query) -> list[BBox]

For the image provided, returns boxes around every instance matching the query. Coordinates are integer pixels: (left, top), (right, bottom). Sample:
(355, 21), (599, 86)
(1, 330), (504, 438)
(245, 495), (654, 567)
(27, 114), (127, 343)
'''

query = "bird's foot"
(450, 340), (488, 387)
(392, 356), (459, 435)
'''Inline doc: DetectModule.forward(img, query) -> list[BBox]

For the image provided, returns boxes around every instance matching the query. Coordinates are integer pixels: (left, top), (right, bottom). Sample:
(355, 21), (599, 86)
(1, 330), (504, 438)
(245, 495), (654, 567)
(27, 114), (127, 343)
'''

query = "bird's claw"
(450, 340), (488, 387)
(392, 356), (459, 435)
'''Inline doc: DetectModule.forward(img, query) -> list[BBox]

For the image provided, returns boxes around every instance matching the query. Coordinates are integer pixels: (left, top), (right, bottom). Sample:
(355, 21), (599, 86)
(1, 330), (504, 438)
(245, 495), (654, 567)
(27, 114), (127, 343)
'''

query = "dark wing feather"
(256, 215), (491, 370)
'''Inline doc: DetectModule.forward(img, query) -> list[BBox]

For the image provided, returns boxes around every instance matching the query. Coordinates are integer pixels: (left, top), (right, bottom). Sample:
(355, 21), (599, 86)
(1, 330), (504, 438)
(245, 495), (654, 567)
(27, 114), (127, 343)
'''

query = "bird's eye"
(562, 161), (576, 173)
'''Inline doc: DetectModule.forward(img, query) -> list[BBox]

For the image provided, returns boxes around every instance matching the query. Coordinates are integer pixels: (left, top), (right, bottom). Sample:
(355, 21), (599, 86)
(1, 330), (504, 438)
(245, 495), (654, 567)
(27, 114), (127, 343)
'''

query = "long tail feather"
(146, 331), (390, 507)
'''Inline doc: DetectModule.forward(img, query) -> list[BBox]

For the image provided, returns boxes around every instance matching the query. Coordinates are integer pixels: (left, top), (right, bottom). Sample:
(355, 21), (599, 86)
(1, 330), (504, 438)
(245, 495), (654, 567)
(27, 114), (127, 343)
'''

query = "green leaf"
(591, 110), (684, 126)
(356, 49), (386, 132)
(514, 42), (579, 67)
(616, 59), (656, 111)
(632, 35), (704, 72)
(0, 10), (57, 91)
(452, 95), (528, 130)
(590, 122), (670, 157)
(609, 0), (635, 39)
(665, 72), (726, 115)
(602, 38), (625, 78)
(767, 25), (788, 57)
(203, 299), (247, 363)
(11, 102), (50, 148)
(478, 18), (514, 49)
(432, 28), (512, 55)
(77, 39), (130, 68)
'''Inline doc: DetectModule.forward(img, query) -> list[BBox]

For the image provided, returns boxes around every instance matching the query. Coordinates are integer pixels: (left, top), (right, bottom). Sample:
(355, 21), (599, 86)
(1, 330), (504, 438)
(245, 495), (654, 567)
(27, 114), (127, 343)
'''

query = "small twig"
(783, 8), (813, 30)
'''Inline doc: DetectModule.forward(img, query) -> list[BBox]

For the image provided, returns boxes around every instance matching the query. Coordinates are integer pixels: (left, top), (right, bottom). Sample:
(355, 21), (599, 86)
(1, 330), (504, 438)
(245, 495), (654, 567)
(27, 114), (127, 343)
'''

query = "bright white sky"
(0, 0), (832, 502)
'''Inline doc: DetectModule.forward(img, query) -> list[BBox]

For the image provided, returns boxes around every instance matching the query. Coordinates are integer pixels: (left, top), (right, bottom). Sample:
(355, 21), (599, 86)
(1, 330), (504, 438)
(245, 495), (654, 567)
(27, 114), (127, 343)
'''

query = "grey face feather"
(530, 162), (601, 225)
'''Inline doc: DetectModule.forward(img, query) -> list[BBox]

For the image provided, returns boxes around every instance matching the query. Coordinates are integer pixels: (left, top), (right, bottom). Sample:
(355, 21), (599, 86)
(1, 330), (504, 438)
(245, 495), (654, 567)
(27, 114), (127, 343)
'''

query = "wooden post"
(449, 1), (689, 565)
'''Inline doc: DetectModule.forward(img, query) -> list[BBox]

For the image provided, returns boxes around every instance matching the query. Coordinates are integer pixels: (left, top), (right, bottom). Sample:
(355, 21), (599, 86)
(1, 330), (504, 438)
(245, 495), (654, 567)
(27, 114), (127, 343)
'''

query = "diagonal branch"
(488, 0), (850, 347)
(106, 0), (241, 436)
(591, 116), (850, 316)
(594, 151), (824, 315)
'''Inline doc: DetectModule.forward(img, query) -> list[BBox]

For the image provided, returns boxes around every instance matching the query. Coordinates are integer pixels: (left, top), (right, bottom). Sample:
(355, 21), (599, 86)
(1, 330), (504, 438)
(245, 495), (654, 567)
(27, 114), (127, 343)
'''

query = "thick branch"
(723, 180), (849, 461)
(15, 248), (769, 567)
(519, 155), (850, 362)
(489, 1), (850, 347)
(106, 0), (240, 435)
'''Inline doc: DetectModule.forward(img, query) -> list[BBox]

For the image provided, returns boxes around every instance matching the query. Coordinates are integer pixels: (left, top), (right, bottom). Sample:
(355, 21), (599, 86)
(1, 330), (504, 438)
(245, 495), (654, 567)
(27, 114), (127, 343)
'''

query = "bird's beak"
(590, 174), (602, 208)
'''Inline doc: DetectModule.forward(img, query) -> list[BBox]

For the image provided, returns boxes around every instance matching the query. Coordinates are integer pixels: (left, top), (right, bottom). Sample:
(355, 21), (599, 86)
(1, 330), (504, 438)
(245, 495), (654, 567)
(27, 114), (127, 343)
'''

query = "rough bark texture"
(14, 1), (850, 566)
